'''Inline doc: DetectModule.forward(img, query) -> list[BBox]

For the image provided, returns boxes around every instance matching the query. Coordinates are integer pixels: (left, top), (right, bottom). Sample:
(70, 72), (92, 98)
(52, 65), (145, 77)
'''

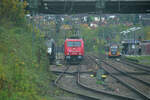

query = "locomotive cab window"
(111, 48), (117, 51)
(67, 41), (81, 47)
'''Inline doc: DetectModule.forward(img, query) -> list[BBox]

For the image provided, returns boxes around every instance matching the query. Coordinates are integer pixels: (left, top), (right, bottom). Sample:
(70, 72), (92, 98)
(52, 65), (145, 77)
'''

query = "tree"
(0, 0), (27, 24)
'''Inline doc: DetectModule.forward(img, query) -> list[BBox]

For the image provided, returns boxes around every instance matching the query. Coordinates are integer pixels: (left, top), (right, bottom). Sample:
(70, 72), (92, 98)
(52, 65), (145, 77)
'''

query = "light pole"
(120, 27), (141, 55)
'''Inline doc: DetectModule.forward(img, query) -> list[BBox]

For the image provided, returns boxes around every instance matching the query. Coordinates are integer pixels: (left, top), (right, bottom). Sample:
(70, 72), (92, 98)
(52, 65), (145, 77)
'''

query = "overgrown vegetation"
(126, 56), (150, 66)
(79, 24), (130, 54)
(0, 0), (57, 100)
(0, 23), (57, 100)
(0, 0), (27, 25)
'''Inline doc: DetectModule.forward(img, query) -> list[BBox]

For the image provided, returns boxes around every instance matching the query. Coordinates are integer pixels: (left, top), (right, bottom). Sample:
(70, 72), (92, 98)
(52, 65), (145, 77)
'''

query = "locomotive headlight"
(117, 52), (120, 55)
(47, 48), (52, 54)
(78, 56), (82, 59)
(66, 56), (70, 59)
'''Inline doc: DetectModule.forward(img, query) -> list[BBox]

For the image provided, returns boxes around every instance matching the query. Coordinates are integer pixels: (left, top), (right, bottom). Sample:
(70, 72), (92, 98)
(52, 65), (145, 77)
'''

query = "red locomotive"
(64, 38), (84, 62)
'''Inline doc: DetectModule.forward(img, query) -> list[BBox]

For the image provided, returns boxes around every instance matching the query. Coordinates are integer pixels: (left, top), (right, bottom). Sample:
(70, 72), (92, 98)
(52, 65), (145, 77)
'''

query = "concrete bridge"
(28, 0), (150, 14)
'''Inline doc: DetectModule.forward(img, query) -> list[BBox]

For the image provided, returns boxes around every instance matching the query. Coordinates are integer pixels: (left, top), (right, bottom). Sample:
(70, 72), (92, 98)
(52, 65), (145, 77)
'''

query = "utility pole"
(29, 0), (39, 66)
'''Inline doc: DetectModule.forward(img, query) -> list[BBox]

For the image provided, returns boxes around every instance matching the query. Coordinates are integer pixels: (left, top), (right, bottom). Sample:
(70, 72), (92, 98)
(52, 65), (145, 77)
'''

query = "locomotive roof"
(65, 38), (83, 41)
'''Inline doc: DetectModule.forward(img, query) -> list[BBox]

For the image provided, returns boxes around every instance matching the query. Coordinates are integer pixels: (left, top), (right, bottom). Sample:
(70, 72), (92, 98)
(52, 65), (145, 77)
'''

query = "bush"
(0, 24), (55, 100)
(0, 0), (26, 25)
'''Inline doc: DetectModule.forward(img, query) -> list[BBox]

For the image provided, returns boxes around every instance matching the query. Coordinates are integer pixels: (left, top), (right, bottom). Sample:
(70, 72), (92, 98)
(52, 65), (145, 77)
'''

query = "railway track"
(52, 70), (150, 75)
(90, 55), (150, 100)
(102, 61), (150, 100)
(54, 64), (100, 100)
(77, 64), (136, 100)
(123, 57), (150, 69)
(119, 58), (150, 73)
(53, 58), (137, 100)
(107, 60), (150, 85)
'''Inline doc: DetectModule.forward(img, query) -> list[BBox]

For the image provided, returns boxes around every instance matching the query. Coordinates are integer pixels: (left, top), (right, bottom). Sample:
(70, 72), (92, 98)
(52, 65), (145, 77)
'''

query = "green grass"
(0, 22), (58, 100)
(126, 56), (150, 66)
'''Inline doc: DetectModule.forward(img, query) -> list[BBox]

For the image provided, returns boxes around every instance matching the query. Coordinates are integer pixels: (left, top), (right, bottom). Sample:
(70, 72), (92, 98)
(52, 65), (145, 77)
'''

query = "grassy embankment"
(0, 0), (76, 99)
(126, 56), (150, 66)
(0, 21), (63, 100)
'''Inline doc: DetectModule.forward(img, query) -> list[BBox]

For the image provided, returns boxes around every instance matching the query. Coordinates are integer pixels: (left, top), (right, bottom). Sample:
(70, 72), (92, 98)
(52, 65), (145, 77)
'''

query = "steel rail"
(76, 65), (136, 100)
(89, 55), (150, 100)
(119, 58), (150, 72)
(53, 55), (149, 100)
(51, 70), (150, 75)
(107, 60), (150, 86)
(127, 60), (150, 69)
(101, 61), (150, 100)
(122, 57), (150, 69)
(54, 65), (100, 100)
(52, 70), (94, 74)
(53, 61), (135, 99)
